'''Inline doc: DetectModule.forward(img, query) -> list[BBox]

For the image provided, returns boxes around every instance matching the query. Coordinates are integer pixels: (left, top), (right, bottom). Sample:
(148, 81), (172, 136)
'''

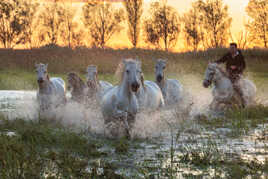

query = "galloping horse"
(35, 63), (66, 116)
(67, 72), (87, 104)
(86, 65), (113, 100)
(155, 59), (183, 106)
(135, 60), (165, 110)
(100, 59), (141, 138)
(203, 63), (256, 111)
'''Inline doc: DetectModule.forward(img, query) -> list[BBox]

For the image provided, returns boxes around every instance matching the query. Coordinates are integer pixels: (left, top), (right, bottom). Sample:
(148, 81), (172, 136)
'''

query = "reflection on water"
(0, 90), (38, 119)
(0, 90), (267, 178)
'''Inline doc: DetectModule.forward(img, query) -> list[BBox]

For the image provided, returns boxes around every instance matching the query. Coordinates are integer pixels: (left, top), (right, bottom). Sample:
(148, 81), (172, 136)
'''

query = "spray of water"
(1, 70), (266, 139)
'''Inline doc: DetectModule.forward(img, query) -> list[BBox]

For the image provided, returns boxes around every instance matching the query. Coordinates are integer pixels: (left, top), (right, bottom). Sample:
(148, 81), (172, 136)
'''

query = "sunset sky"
(40, 0), (251, 51)
(108, 0), (250, 50)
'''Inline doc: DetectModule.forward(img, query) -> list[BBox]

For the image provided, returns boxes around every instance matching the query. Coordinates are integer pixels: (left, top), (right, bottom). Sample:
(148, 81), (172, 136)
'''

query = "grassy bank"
(1, 47), (268, 74)
(1, 47), (268, 90)
(0, 106), (268, 178)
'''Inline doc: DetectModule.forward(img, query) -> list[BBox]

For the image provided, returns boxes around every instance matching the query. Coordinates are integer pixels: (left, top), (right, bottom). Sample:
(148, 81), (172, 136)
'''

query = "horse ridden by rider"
(203, 43), (256, 111)
(215, 43), (246, 107)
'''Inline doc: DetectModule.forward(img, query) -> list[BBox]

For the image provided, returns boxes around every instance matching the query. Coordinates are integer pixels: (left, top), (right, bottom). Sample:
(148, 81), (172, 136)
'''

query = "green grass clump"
(114, 137), (130, 154)
(0, 117), (112, 178)
(198, 105), (268, 137)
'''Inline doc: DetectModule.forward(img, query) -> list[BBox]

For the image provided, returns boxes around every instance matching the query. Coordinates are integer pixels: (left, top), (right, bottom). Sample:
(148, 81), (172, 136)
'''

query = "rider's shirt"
(215, 50), (246, 75)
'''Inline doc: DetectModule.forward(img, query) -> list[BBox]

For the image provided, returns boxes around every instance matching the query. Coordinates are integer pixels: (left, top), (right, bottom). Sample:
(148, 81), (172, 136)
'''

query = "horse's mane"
(140, 73), (146, 90)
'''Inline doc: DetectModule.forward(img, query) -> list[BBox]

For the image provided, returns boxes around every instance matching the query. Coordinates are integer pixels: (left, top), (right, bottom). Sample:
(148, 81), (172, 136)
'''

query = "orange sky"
(168, 0), (249, 32)
(38, 0), (251, 51)
(106, 0), (250, 50)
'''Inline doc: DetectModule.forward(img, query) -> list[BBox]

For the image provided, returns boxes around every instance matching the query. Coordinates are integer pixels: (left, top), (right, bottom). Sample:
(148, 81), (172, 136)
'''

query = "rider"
(214, 42), (246, 107)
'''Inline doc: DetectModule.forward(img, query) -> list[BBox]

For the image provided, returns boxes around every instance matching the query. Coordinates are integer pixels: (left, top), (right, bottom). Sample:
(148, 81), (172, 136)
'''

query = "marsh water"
(0, 90), (268, 178)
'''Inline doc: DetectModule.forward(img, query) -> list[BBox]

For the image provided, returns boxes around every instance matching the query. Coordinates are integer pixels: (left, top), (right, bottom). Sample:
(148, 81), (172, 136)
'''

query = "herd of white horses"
(35, 58), (257, 137)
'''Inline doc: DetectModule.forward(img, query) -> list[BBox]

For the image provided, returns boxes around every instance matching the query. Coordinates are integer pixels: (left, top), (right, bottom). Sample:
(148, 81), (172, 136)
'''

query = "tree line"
(0, 0), (267, 51)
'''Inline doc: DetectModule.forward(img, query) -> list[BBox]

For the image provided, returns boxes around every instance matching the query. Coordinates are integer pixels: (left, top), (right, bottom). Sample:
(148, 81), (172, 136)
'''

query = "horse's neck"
(213, 70), (232, 89)
(136, 83), (145, 102)
(118, 78), (139, 115)
(119, 78), (134, 102)
(39, 80), (52, 94)
(156, 79), (166, 96)
(73, 85), (83, 95)
(88, 79), (100, 92)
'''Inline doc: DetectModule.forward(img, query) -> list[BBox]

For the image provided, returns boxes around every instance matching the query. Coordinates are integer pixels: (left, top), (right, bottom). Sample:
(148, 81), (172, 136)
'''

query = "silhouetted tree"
(38, 1), (66, 45)
(181, 3), (202, 51)
(82, 2), (124, 48)
(21, 0), (39, 49)
(61, 3), (78, 48)
(196, 0), (232, 48)
(246, 0), (268, 48)
(123, 0), (143, 48)
(0, 0), (34, 48)
(72, 29), (86, 48)
(144, 2), (180, 51)
(235, 30), (250, 49)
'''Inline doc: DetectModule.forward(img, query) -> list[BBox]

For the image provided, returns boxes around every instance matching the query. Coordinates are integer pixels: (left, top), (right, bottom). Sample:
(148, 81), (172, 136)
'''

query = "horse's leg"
(209, 98), (217, 111)
(232, 79), (246, 108)
(116, 111), (130, 138)
(125, 113), (135, 139)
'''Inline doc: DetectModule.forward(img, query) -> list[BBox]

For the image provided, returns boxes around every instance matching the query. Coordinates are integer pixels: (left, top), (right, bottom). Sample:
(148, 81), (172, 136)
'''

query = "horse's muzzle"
(38, 79), (44, 83)
(157, 75), (163, 83)
(131, 82), (140, 92)
(203, 80), (210, 88)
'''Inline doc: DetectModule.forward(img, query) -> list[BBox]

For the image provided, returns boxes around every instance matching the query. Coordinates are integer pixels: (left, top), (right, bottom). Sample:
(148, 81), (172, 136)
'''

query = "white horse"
(203, 63), (256, 111)
(67, 72), (87, 104)
(35, 63), (66, 116)
(155, 59), (183, 106)
(135, 66), (165, 110)
(101, 59), (142, 138)
(86, 65), (113, 100)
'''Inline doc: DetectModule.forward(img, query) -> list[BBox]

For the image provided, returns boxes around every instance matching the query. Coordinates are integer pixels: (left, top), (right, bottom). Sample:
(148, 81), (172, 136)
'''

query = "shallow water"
(0, 90), (267, 178)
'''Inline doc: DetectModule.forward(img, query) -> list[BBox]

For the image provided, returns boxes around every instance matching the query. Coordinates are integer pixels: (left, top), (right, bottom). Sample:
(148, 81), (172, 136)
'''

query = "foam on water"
(0, 71), (266, 139)
(0, 89), (195, 138)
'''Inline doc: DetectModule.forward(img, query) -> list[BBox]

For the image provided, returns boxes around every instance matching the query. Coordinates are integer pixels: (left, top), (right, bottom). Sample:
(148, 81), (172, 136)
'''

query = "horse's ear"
(45, 64), (48, 69)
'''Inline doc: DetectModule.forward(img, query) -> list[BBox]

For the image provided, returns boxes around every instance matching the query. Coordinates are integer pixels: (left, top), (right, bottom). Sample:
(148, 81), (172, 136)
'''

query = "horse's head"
(67, 72), (79, 89)
(203, 63), (218, 88)
(86, 65), (97, 81)
(155, 59), (167, 83)
(86, 65), (98, 88)
(35, 63), (49, 84)
(122, 59), (142, 93)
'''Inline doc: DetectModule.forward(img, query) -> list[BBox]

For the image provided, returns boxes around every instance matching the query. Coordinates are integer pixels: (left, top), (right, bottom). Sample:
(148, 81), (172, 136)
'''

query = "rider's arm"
(215, 53), (229, 64)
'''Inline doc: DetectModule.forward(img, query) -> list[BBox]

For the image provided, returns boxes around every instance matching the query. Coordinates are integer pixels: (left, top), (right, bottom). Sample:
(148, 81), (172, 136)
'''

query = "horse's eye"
(163, 66), (166, 69)
(126, 70), (129, 73)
